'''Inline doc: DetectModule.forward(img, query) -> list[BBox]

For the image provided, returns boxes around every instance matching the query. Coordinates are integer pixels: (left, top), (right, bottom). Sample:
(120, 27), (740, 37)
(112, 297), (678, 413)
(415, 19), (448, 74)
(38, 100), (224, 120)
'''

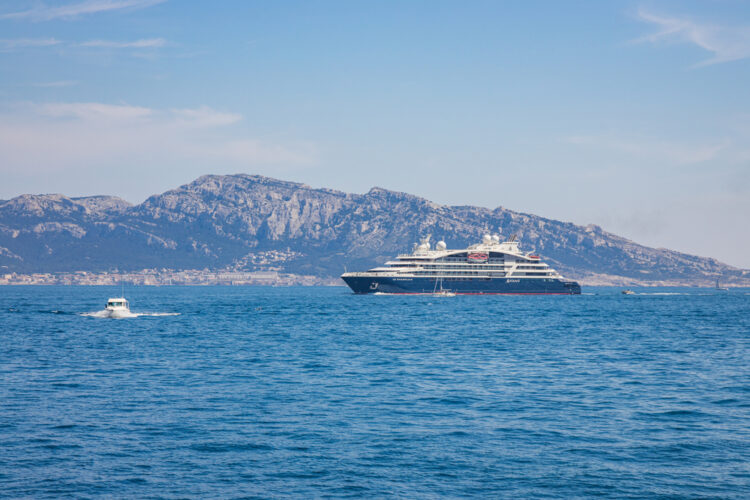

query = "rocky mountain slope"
(1, 174), (747, 285)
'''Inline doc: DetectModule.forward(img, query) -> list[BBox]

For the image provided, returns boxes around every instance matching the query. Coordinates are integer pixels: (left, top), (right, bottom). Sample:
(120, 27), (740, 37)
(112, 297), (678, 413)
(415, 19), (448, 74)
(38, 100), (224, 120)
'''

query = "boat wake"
(81, 310), (180, 319)
(637, 292), (719, 296)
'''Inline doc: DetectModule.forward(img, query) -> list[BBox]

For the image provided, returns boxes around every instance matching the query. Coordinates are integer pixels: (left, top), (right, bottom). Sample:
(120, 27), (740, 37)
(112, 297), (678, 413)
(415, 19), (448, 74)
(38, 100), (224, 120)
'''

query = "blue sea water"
(1, 286), (749, 499)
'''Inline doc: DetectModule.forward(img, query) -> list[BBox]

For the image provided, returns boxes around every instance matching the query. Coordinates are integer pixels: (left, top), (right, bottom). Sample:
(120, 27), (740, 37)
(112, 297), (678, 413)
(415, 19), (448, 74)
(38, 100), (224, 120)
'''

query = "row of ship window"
(397, 260), (544, 267)
(403, 264), (547, 269)
(432, 277), (493, 281)
(414, 271), (552, 276)
(430, 276), (554, 281)
(378, 268), (533, 274)
(440, 257), (505, 263)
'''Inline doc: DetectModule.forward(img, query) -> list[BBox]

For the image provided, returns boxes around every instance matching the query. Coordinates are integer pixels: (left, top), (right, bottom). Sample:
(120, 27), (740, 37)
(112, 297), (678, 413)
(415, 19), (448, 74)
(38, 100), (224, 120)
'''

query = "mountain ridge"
(0, 174), (747, 286)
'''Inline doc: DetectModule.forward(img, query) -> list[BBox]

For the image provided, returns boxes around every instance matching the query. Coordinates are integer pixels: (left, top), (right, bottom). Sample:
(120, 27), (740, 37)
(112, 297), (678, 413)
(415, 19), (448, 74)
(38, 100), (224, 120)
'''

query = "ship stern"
(564, 281), (582, 294)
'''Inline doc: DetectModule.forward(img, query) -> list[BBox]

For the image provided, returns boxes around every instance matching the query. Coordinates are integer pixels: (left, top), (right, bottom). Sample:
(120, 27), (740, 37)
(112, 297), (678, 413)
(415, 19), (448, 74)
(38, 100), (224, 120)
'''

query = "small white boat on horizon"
(82, 296), (179, 318)
(431, 275), (456, 297)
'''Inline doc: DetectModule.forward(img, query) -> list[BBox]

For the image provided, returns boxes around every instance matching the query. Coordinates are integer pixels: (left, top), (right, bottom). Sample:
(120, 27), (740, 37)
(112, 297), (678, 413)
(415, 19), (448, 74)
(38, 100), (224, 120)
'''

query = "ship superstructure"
(341, 234), (581, 295)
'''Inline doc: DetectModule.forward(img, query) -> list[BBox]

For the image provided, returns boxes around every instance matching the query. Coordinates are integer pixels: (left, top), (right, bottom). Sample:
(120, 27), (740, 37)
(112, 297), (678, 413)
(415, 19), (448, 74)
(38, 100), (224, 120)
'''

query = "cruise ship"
(341, 234), (581, 295)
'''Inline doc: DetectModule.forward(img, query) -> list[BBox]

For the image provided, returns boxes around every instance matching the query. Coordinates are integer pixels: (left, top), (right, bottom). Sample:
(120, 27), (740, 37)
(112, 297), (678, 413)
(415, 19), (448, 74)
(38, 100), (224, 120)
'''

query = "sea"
(1, 285), (749, 499)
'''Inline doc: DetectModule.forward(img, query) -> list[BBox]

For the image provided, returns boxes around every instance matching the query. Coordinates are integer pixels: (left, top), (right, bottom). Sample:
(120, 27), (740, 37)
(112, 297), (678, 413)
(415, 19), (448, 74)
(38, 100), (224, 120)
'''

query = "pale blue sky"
(1, 1), (749, 266)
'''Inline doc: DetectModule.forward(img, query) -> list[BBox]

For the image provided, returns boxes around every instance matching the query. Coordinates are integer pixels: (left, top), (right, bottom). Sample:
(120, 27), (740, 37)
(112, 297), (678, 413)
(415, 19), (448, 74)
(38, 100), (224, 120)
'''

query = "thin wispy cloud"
(0, 0), (166, 21)
(28, 101), (242, 127)
(32, 80), (78, 88)
(171, 106), (242, 128)
(78, 38), (166, 48)
(33, 102), (154, 121)
(563, 134), (729, 165)
(0, 101), (315, 174)
(636, 7), (750, 67)
(27, 102), (245, 130)
(0, 38), (61, 51)
(0, 37), (167, 53)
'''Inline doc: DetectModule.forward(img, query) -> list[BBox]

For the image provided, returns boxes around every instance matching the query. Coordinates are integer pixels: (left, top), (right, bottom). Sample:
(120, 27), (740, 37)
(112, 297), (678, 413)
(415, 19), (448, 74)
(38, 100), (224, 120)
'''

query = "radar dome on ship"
(436, 241), (447, 250)
(482, 234), (492, 244)
(492, 234), (500, 243)
(417, 235), (431, 251)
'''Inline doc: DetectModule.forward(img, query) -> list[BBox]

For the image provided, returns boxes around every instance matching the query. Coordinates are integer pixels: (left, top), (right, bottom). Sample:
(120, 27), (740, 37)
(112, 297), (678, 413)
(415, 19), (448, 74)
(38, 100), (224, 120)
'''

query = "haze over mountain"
(0, 174), (747, 286)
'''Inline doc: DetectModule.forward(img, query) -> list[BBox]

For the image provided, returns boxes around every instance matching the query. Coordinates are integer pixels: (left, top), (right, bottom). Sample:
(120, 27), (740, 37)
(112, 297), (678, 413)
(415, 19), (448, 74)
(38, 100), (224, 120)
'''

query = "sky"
(1, 0), (749, 267)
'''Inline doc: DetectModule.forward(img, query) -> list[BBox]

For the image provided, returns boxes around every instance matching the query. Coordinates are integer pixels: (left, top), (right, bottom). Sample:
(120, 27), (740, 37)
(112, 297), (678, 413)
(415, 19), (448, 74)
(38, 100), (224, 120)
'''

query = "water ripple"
(1, 285), (749, 498)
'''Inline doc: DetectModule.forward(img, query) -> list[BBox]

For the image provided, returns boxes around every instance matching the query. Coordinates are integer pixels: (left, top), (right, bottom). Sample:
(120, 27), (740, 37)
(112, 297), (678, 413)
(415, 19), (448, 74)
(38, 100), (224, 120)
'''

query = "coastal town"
(0, 247), (341, 286)
(0, 269), (339, 286)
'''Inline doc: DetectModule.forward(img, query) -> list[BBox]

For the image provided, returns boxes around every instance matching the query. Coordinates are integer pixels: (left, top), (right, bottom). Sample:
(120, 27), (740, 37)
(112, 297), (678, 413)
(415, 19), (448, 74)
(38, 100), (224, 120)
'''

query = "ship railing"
(344, 272), (560, 279)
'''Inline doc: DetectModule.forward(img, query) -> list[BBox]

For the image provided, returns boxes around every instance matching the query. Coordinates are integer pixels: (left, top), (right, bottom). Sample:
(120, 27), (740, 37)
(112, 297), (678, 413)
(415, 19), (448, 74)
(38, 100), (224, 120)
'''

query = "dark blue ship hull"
(342, 276), (581, 295)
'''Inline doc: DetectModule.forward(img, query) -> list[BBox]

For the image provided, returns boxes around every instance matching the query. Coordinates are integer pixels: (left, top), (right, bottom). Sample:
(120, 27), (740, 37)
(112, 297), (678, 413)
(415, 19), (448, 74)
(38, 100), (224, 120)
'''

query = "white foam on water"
(81, 310), (116, 318)
(634, 292), (718, 296)
(81, 310), (179, 319)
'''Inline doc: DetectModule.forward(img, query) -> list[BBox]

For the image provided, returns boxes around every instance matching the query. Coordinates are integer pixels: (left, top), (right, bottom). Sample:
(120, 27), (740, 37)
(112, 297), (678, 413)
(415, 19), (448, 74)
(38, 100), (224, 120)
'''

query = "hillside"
(0, 174), (747, 286)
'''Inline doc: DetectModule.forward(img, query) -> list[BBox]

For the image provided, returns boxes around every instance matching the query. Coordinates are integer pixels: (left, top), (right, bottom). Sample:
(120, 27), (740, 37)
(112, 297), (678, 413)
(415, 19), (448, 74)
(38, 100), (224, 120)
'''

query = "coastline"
(1, 269), (748, 288)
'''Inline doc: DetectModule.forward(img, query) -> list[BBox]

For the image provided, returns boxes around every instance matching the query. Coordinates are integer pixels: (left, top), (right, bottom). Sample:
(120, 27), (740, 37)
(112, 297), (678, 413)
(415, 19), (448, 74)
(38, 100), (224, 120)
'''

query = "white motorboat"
(105, 297), (131, 318)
